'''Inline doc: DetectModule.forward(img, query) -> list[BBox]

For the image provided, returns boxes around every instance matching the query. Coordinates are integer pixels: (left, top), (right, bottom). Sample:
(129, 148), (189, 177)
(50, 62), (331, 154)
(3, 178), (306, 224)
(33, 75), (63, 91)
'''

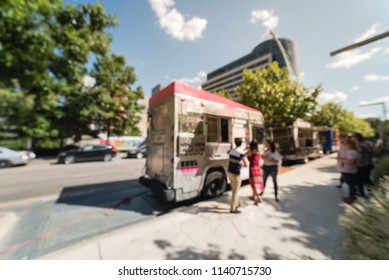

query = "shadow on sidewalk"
(154, 239), (246, 260)
(264, 180), (346, 259)
(55, 179), (164, 215)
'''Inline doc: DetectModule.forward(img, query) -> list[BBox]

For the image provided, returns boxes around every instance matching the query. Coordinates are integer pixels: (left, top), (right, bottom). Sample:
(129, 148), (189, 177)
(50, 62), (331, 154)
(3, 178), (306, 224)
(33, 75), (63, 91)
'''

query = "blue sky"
(73, 0), (389, 120)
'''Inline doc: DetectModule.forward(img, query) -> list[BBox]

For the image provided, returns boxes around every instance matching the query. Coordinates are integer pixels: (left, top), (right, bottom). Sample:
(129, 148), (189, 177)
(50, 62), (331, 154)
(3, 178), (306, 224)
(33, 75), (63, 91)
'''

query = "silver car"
(0, 146), (36, 168)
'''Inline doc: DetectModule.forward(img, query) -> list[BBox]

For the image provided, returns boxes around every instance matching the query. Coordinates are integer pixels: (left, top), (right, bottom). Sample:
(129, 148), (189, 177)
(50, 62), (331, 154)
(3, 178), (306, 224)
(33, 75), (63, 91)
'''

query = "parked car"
(126, 141), (147, 159)
(58, 145), (116, 164)
(0, 146), (36, 168)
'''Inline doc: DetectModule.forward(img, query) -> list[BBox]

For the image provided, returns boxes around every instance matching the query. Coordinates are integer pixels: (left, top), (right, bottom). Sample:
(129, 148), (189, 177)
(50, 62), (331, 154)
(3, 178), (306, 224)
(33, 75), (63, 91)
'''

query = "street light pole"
(330, 31), (389, 56)
(331, 31), (389, 153)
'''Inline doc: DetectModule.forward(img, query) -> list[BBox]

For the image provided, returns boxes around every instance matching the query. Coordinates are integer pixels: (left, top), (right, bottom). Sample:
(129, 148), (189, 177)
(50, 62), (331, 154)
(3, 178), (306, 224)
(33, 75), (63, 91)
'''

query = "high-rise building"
(201, 38), (298, 97)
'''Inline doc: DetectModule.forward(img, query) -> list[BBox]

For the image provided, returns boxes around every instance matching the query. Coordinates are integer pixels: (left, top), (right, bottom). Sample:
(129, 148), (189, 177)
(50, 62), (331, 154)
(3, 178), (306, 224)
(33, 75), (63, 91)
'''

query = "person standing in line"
(338, 139), (360, 204)
(228, 138), (248, 214)
(335, 133), (348, 188)
(246, 140), (263, 205)
(262, 140), (283, 202)
(351, 133), (374, 197)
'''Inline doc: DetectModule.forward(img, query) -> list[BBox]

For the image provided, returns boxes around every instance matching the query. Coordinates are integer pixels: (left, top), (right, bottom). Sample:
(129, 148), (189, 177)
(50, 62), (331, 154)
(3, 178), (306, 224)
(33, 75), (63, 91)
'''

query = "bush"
(372, 156), (389, 186)
(0, 139), (27, 149)
(341, 177), (389, 259)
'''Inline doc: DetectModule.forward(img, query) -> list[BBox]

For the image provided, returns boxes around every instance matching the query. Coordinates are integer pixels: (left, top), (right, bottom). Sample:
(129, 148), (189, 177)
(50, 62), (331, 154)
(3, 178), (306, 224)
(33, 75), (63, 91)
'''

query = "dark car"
(58, 144), (116, 164)
(126, 141), (147, 159)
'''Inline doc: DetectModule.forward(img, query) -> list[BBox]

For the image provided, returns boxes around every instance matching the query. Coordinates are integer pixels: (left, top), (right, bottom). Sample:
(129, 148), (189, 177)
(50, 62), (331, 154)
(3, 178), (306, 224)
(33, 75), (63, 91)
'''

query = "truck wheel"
(202, 171), (227, 198)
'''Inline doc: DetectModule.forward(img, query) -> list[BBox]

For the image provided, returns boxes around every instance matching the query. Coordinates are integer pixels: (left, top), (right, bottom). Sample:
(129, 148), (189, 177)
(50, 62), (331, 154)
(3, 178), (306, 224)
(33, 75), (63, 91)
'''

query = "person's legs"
(363, 164), (374, 194)
(251, 180), (262, 204)
(336, 174), (344, 188)
(342, 173), (357, 203)
(261, 166), (270, 196)
(269, 166), (279, 201)
(356, 167), (365, 196)
(228, 173), (241, 212)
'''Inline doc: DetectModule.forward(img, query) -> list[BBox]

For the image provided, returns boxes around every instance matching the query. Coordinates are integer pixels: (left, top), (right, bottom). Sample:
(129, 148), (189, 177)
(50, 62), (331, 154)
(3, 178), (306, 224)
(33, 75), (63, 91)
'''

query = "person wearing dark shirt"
(228, 138), (247, 213)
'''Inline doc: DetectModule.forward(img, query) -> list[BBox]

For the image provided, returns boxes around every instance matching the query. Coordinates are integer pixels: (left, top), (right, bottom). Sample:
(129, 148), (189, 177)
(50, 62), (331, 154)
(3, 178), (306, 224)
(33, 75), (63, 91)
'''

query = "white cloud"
(177, 71), (207, 88)
(317, 91), (348, 104)
(250, 9), (279, 31)
(149, 0), (207, 41)
(354, 23), (381, 42)
(385, 48), (389, 54)
(326, 47), (382, 69)
(360, 96), (389, 106)
(350, 86), (360, 92)
(364, 74), (389, 82)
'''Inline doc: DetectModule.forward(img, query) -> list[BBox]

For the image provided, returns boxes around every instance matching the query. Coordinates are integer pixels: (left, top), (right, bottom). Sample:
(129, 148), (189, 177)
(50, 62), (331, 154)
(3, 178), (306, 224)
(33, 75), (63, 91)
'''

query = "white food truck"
(269, 118), (322, 163)
(140, 81), (265, 202)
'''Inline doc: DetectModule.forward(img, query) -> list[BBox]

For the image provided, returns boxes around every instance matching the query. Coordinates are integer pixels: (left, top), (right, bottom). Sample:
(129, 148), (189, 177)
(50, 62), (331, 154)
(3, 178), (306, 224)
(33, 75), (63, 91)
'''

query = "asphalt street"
(0, 155), (169, 259)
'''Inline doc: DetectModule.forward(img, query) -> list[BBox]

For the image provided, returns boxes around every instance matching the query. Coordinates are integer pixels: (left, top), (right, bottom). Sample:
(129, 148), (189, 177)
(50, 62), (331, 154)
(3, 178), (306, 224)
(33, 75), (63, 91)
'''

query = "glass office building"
(201, 38), (298, 97)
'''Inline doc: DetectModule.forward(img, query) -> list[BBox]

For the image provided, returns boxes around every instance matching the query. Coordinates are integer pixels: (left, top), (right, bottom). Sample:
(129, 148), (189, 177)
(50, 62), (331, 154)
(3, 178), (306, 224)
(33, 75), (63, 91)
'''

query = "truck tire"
(202, 171), (227, 198)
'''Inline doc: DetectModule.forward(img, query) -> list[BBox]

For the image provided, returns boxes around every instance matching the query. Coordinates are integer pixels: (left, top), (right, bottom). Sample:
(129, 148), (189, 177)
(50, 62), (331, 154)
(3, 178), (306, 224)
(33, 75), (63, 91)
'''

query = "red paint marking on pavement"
(1, 196), (134, 255)
(38, 228), (61, 238)
(1, 239), (34, 254)
(0, 209), (103, 255)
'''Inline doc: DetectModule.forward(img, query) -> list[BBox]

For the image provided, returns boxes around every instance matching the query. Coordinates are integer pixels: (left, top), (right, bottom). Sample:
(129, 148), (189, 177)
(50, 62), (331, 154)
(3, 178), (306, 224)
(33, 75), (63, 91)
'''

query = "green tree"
(365, 117), (389, 139)
(214, 89), (232, 100)
(0, 85), (34, 147)
(236, 61), (321, 127)
(0, 0), (118, 147)
(309, 102), (343, 128)
(337, 110), (375, 137)
(310, 102), (375, 137)
(87, 54), (145, 143)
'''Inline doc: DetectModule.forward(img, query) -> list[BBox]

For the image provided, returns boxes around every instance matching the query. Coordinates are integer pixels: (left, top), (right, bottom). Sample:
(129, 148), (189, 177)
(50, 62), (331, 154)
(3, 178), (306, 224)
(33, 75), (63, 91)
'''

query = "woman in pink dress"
(246, 140), (263, 205)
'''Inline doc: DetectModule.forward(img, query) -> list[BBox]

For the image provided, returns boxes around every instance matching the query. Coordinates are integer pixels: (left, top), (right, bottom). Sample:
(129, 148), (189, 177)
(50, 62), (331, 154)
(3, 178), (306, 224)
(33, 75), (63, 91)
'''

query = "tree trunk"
(106, 119), (111, 145)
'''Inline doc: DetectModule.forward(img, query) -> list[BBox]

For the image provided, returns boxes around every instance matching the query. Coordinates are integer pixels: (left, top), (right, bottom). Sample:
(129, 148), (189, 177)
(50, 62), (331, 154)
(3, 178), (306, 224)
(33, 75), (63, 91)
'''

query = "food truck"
(270, 119), (322, 163)
(140, 81), (265, 202)
(319, 128), (339, 154)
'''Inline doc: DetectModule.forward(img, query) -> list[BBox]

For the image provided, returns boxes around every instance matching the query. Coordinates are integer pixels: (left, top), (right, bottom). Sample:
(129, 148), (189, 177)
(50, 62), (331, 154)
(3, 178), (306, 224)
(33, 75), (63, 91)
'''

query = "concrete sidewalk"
(40, 155), (347, 260)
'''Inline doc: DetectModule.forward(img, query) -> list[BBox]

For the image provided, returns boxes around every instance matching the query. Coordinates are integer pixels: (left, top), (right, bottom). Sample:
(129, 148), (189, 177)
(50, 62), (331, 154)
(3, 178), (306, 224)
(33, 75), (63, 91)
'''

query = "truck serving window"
(252, 125), (265, 144)
(206, 116), (230, 143)
(207, 117), (218, 142)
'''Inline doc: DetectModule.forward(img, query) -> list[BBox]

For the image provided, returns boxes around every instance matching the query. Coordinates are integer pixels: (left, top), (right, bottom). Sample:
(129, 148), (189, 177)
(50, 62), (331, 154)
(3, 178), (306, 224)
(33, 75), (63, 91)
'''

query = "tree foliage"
(87, 54), (144, 141)
(309, 102), (343, 128)
(214, 89), (231, 100)
(310, 102), (375, 137)
(236, 62), (321, 127)
(337, 110), (375, 137)
(0, 0), (143, 148)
